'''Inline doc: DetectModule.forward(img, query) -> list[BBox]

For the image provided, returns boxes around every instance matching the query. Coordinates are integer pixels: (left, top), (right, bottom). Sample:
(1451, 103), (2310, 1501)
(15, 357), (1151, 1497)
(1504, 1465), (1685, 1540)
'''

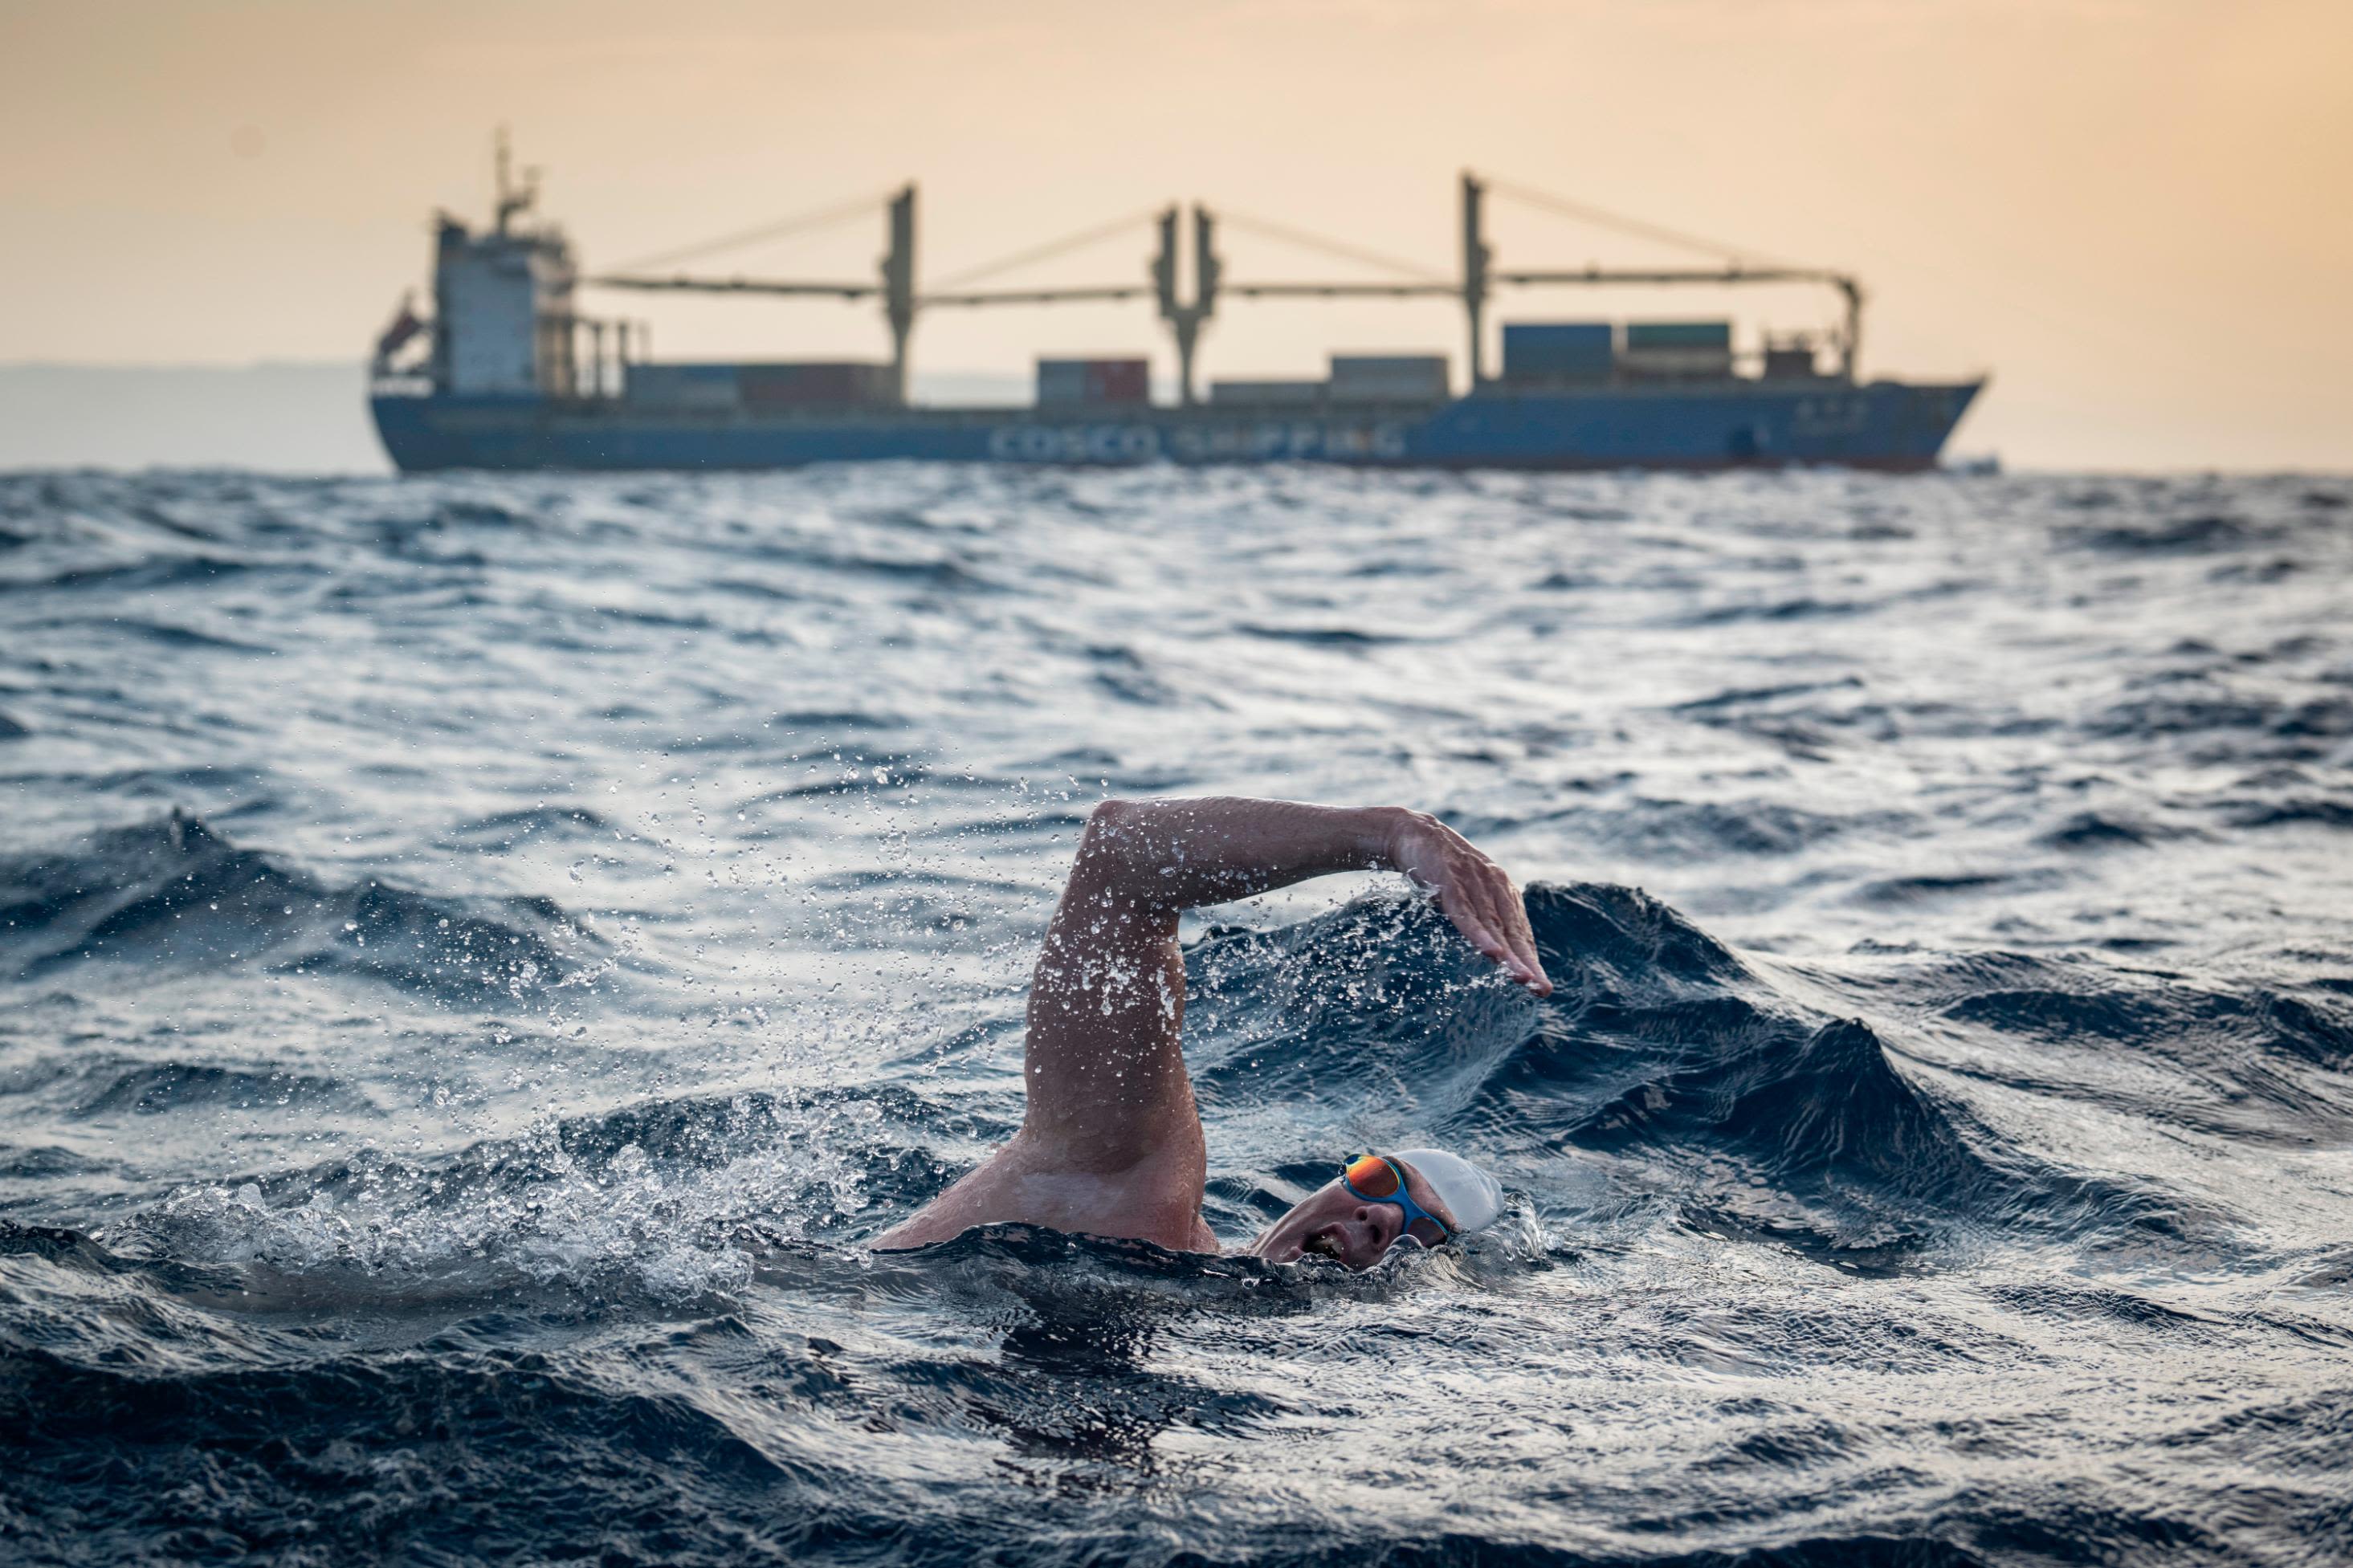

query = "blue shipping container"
(1625, 320), (1731, 350)
(1503, 322), (1614, 381)
(1504, 322), (1613, 350)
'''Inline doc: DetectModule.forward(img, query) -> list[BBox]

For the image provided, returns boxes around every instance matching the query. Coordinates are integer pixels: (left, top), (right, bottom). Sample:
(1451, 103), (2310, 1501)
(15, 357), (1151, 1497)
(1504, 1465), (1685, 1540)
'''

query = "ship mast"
(492, 126), (537, 237)
(1462, 172), (1491, 386)
(882, 185), (916, 405)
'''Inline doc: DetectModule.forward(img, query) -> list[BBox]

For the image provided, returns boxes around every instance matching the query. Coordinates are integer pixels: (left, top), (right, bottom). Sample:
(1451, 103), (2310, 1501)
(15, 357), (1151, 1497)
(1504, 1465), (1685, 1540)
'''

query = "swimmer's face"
(1249, 1160), (1453, 1270)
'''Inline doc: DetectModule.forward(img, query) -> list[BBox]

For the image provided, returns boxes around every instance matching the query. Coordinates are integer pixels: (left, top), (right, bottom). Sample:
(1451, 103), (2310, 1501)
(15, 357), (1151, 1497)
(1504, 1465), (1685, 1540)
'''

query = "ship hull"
(372, 378), (1981, 474)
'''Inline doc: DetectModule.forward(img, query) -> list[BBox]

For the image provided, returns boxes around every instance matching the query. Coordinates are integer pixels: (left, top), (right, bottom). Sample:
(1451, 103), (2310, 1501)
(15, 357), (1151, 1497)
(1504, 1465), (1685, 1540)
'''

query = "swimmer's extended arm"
(1021, 797), (1551, 1169)
(875, 796), (1545, 1251)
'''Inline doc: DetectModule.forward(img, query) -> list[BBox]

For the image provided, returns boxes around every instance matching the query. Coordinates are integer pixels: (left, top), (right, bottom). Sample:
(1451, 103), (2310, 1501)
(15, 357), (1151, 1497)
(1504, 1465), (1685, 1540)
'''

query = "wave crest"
(0, 811), (599, 1001)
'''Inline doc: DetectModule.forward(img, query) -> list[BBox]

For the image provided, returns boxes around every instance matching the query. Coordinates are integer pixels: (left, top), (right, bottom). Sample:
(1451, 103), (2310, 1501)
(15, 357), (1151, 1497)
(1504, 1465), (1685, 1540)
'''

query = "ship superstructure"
(370, 139), (1981, 472)
(429, 146), (583, 400)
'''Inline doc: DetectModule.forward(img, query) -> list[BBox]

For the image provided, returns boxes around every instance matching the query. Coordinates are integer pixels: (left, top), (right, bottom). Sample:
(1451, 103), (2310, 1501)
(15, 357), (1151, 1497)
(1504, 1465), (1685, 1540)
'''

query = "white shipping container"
(1208, 380), (1324, 407)
(623, 365), (742, 409)
(1327, 354), (1450, 403)
(1617, 347), (1734, 379)
(1035, 360), (1089, 403)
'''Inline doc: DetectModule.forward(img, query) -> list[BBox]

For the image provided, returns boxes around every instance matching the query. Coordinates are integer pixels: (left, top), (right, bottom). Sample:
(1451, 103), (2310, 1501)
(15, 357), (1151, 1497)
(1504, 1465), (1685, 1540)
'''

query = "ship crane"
(587, 172), (1866, 400)
(1213, 176), (1862, 383)
(591, 185), (914, 397)
(1471, 174), (1865, 383)
(593, 192), (1222, 401)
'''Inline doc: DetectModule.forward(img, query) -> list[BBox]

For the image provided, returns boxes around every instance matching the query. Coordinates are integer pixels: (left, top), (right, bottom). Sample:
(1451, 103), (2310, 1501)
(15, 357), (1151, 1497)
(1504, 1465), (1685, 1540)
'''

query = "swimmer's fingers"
(1473, 864), (1551, 996)
(1437, 882), (1507, 969)
(1494, 878), (1552, 997)
(1385, 808), (1551, 995)
(1441, 863), (1549, 995)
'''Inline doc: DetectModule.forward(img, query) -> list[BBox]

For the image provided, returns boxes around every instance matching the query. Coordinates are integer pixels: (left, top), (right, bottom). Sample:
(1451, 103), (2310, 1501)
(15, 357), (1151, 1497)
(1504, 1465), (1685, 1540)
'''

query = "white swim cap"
(1393, 1148), (1504, 1234)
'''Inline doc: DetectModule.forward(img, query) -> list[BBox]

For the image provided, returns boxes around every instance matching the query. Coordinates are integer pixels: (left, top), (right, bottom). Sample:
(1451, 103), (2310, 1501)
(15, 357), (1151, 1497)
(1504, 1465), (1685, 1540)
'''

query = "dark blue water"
(2, 466), (2350, 1566)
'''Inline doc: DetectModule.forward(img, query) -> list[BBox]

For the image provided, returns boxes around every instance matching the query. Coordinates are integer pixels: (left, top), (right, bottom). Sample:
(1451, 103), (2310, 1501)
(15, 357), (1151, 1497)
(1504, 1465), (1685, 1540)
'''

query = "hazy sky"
(4, 0), (2347, 470)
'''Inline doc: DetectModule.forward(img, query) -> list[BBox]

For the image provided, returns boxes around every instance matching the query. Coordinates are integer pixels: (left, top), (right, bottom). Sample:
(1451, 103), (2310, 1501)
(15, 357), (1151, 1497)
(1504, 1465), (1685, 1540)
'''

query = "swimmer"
(875, 797), (1551, 1267)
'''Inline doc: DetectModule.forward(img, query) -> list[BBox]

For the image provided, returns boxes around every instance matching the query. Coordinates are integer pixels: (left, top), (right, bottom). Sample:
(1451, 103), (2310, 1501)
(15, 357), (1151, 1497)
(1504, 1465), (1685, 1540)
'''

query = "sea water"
(2, 465), (2348, 1566)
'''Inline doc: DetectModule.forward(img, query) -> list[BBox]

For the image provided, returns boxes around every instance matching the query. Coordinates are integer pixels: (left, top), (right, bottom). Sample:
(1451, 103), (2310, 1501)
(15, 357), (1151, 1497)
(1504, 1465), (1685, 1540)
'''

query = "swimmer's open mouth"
(1303, 1231), (1342, 1261)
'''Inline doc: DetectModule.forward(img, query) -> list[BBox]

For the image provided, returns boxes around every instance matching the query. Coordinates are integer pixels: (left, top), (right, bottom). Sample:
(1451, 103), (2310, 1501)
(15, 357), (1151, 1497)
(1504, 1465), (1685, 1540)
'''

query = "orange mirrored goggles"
(1342, 1154), (1453, 1249)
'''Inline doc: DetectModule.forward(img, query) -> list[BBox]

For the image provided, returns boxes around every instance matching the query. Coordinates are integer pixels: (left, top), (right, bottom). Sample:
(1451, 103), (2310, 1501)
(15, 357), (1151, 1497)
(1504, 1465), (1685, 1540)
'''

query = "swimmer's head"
(1249, 1148), (1505, 1270)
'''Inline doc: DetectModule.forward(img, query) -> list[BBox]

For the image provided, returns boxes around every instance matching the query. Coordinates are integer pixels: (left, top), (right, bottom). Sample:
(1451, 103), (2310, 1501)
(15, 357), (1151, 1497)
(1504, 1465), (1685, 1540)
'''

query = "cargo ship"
(369, 141), (1983, 473)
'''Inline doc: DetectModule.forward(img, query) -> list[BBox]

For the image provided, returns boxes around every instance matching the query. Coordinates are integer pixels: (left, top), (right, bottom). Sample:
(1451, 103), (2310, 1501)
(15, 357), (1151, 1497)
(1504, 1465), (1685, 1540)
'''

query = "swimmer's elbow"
(1074, 797), (1163, 902)
(1087, 797), (1140, 833)
(1079, 797), (1144, 863)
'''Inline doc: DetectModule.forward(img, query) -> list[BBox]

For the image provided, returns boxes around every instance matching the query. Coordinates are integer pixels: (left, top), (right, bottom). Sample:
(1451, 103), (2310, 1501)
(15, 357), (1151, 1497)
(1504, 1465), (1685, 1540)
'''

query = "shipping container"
(1207, 379), (1324, 407)
(736, 361), (897, 409)
(1037, 357), (1152, 406)
(1327, 353), (1450, 403)
(1617, 354), (1733, 381)
(1618, 348), (1735, 381)
(622, 362), (742, 410)
(1620, 323), (1735, 380)
(1502, 321), (1614, 383)
(1329, 353), (1450, 383)
(1624, 320), (1732, 350)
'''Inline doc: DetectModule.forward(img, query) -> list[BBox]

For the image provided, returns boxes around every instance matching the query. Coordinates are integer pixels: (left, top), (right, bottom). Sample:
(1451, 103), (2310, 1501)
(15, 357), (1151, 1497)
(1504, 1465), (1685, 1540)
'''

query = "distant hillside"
(0, 363), (1040, 474)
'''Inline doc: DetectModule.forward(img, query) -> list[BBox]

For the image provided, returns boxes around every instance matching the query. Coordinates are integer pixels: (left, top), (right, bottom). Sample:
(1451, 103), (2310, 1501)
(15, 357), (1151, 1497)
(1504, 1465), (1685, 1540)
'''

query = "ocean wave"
(70, 1062), (375, 1120)
(2059, 513), (2287, 555)
(0, 553), (269, 596)
(0, 811), (601, 1000)
(1852, 949), (2353, 1147)
(25, 615), (276, 654)
(2037, 810), (2204, 851)
(2228, 797), (2353, 829)
(434, 804), (622, 853)
(111, 1086), (900, 1301)
(1594, 798), (1906, 859)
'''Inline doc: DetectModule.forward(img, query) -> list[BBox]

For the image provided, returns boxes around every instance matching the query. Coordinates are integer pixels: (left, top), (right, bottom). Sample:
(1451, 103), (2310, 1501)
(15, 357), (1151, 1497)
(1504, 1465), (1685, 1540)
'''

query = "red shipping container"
(737, 362), (892, 408)
(1083, 359), (1149, 404)
(1039, 357), (1150, 405)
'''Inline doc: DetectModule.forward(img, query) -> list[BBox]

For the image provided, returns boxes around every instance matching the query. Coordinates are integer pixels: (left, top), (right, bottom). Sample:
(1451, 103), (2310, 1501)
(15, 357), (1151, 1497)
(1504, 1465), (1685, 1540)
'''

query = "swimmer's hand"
(1381, 809), (1553, 996)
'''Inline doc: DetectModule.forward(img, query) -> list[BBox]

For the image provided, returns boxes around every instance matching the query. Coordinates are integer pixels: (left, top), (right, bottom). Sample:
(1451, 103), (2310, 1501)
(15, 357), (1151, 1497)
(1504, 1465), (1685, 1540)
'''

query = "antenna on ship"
(492, 126), (538, 236)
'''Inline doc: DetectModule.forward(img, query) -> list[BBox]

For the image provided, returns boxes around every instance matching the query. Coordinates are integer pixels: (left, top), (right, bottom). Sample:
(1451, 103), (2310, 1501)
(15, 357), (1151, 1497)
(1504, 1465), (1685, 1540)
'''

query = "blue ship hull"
(372, 378), (1981, 473)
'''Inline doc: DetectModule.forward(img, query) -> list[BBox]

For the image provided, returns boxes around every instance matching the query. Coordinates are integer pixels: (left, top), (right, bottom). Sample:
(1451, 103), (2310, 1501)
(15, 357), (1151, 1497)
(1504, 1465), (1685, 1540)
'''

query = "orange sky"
(3, 0), (2347, 470)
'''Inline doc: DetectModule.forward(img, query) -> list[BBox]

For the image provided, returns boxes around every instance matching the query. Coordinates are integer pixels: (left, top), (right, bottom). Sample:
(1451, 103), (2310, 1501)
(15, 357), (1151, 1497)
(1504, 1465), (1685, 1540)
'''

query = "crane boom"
(577, 175), (1869, 387)
(590, 275), (877, 299)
